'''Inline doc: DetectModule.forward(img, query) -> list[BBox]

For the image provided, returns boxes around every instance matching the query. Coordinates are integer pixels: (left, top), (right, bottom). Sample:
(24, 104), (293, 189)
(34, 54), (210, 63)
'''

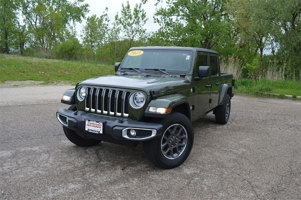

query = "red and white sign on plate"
(85, 120), (103, 134)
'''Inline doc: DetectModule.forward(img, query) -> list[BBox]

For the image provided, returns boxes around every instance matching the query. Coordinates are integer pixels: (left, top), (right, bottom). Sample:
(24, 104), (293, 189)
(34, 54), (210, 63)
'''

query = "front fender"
(61, 89), (75, 105)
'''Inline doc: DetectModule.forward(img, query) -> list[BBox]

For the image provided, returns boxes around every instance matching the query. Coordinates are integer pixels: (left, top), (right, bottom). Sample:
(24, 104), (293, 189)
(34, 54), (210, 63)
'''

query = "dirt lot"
(0, 86), (300, 199)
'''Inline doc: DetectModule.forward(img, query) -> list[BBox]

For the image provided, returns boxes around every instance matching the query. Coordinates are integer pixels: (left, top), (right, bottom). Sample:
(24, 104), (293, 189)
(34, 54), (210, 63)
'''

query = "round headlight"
(130, 92), (146, 109)
(77, 86), (87, 101)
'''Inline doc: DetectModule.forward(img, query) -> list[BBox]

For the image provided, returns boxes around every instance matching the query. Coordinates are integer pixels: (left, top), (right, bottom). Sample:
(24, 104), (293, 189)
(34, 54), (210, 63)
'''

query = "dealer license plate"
(85, 120), (103, 134)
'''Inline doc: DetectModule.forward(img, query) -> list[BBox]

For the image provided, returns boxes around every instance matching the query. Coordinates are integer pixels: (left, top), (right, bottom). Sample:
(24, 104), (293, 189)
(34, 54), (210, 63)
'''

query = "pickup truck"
(56, 46), (234, 169)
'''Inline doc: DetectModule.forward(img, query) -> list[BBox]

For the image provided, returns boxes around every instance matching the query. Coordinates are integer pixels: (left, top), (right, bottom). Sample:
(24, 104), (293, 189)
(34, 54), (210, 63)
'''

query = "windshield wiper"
(120, 67), (141, 73)
(145, 68), (169, 75)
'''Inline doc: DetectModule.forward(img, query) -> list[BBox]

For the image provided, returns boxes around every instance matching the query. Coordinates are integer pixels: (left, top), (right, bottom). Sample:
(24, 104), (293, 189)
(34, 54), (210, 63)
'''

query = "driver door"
(188, 53), (211, 121)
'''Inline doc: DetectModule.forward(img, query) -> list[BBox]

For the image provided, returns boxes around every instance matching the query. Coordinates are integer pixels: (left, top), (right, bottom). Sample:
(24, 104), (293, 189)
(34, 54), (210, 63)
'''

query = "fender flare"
(218, 84), (231, 105)
(61, 89), (75, 105)
(148, 94), (187, 108)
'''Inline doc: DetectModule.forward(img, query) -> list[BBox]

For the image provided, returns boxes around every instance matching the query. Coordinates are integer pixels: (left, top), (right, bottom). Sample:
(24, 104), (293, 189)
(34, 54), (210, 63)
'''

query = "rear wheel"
(215, 94), (231, 124)
(63, 105), (101, 147)
(143, 113), (194, 169)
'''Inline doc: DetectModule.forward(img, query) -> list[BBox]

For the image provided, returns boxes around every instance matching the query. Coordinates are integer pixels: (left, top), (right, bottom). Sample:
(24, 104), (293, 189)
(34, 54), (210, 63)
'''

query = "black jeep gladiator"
(56, 46), (234, 169)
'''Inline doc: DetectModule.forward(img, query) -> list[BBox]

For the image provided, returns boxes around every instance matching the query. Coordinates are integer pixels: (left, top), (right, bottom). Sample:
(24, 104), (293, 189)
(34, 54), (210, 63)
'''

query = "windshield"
(119, 49), (193, 74)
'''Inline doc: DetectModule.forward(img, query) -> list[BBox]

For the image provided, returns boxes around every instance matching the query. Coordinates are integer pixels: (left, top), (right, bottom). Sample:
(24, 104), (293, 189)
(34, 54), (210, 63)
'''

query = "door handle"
(205, 84), (212, 88)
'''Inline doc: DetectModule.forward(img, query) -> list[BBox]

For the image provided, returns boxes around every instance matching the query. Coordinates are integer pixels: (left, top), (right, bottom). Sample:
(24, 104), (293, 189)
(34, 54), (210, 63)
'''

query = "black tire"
(143, 113), (194, 169)
(215, 94), (231, 124)
(63, 105), (101, 147)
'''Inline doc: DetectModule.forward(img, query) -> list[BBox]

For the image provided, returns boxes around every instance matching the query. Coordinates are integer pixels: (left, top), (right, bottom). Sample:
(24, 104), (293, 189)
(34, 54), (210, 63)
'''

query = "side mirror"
(115, 62), (121, 72)
(198, 66), (209, 78)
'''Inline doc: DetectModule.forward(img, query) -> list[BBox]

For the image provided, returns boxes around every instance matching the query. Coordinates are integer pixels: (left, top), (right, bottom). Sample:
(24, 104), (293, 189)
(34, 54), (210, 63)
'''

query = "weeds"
(235, 79), (301, 96)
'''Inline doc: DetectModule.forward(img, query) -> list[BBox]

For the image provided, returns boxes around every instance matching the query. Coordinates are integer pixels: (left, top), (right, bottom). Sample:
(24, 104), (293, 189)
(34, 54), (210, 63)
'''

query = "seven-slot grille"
(84, 87), (131, 117)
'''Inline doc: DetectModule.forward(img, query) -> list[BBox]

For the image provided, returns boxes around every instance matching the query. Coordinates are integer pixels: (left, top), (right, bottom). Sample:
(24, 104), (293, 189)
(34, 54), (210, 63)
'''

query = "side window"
(210, 56), (218, 75)
(197, 53), (207, 66)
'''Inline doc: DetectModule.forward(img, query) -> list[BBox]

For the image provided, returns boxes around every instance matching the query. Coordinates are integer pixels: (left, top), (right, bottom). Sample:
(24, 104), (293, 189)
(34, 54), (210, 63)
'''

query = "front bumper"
(56, 108), (163, 142)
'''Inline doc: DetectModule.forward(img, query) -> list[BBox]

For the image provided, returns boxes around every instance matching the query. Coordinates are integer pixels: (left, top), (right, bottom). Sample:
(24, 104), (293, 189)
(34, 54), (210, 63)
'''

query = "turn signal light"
(148, 107), (172, 114)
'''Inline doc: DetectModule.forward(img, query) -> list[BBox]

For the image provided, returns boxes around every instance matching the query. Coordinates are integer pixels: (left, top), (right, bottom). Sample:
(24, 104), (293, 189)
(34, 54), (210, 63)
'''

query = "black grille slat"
(114, 90), (119, 115)
(85, 88), (90, 111)
(104, 89), (109, 113)
(96, 88), (102, 113)
(91, 88), (96, 111)
(108, 90), (113, 114)
(116, 91), (121, 116)
(84, 86), (130, 117)
(101, 88), (106, 114)
(124, 92), (130, 115)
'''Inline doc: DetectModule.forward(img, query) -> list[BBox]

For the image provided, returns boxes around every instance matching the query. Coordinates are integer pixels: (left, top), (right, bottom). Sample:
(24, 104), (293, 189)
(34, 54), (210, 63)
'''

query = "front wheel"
(63, 126), (101, 147)
(143, 113), (194, 169)
(63, 105), (101, 147)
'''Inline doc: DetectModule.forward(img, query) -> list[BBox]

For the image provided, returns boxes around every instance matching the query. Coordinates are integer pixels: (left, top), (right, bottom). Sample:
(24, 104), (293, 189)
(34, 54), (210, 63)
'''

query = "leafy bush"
(82, 46), (95, 61)
(241, 56), (260, 79)
(54, 38), (83, 60)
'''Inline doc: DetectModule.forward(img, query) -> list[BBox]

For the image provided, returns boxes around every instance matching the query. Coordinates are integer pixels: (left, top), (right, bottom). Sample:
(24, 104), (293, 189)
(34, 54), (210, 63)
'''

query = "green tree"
(271, 0), (301, 79)
(226, 0), (301, 80)
(82, 10), (109, 52)
(0, 0), (18, 53)
(227, 0), (273, 78)
(115, 1), (148, 47)
(20, 0), (88, 53)
(15, 22), (29, 55)
(104, 20), (121, 62)
(152, 0), (234, 55)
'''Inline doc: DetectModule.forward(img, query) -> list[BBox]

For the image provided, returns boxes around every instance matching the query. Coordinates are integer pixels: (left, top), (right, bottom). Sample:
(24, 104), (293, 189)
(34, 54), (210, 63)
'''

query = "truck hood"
(80, 75), (190, 95)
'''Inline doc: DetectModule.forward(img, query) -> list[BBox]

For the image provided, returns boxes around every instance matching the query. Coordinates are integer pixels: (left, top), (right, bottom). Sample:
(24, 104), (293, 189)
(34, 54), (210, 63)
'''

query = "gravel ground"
(0, 85), (300, 199)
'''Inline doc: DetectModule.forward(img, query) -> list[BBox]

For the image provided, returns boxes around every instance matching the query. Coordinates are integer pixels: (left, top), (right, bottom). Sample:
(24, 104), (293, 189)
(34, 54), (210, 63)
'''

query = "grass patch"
(0, 54), (114, 84)
(235, 78), (301, 97)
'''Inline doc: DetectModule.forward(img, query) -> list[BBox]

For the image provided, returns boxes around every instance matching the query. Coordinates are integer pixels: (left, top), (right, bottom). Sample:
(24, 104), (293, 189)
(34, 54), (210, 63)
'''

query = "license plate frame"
(85, 120), (103, 134)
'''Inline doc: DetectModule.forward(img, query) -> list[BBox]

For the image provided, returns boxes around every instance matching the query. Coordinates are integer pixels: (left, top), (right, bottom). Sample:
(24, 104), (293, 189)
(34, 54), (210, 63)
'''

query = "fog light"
(130, 129), (136, 137)
(121, 128), (157, 140)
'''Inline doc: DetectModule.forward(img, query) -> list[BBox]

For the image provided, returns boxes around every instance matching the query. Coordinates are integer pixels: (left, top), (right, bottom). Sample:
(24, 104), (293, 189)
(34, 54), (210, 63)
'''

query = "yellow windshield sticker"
(128, 50), (144, 56)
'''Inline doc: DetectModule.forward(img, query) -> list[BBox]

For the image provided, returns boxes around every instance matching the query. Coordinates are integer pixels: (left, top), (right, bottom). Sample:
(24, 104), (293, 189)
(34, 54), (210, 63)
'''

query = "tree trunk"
(4, 27), (9, 54)
(2, 0), (9, 54)
(259, 46), (264, 78)
(20, 41), (24, 55)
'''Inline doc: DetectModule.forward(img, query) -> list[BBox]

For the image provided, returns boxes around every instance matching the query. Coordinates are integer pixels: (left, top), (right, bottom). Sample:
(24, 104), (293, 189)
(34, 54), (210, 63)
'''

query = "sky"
(77, 0), (160, 35)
